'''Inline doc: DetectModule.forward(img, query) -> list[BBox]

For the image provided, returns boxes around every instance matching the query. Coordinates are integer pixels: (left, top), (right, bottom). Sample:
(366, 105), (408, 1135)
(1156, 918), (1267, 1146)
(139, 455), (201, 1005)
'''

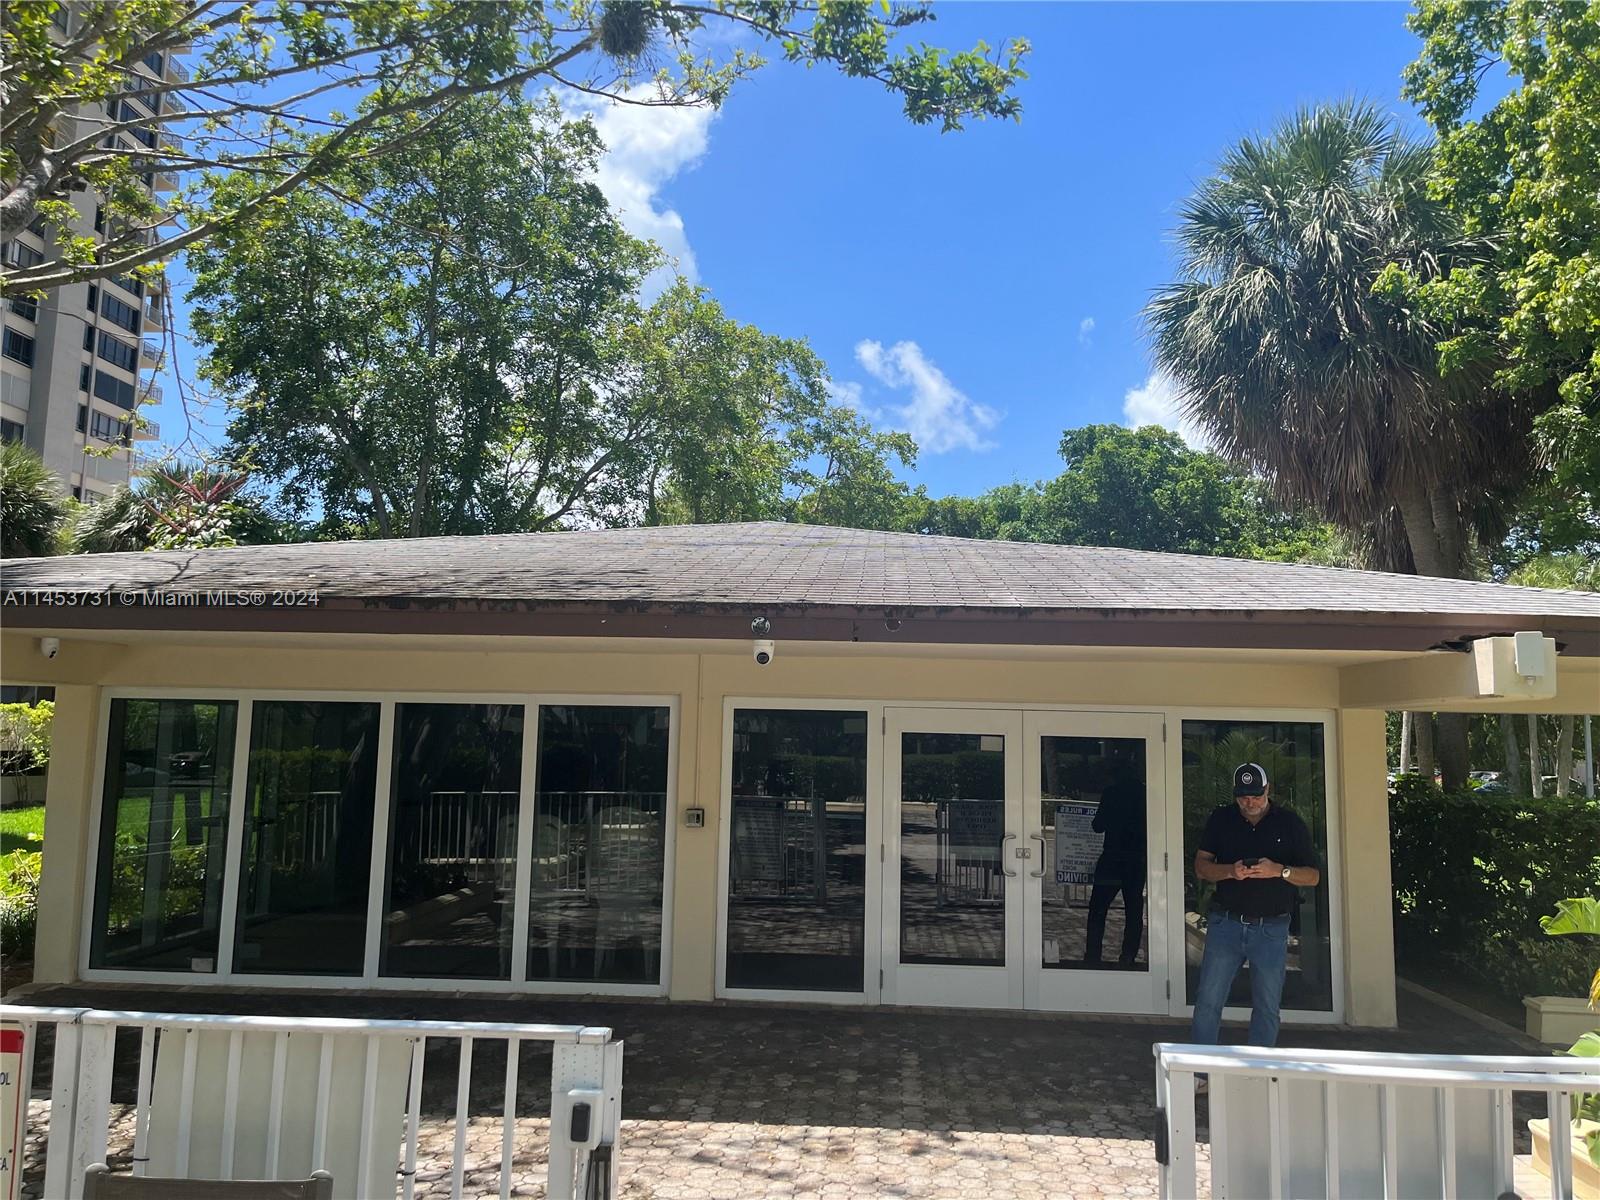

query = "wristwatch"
(1280, 865), (1293, 881)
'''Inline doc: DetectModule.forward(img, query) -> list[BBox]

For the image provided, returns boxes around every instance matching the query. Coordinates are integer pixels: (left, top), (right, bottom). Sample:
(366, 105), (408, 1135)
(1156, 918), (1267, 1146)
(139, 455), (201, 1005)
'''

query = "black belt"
(1214, 909), (1289, 926)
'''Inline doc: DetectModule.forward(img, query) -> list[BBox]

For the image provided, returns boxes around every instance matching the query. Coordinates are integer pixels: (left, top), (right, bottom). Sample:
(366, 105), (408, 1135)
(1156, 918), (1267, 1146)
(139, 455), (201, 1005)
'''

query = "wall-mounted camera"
(751, 616), (774, 665)
(39, 637), (60, 660)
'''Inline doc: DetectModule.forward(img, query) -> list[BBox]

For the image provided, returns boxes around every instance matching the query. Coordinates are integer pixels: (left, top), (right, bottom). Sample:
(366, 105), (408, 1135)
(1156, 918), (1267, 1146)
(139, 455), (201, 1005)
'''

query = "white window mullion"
(363, 700), (398, 982)
(509, 701), (539, 984)
(214, 699), (254, 978)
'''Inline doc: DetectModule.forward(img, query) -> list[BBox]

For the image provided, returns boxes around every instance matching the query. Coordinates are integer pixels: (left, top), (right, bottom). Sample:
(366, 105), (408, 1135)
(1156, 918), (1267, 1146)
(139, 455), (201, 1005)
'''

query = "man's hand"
(1229, 860), (1252, 880)
(1244, 859), (1284, 879)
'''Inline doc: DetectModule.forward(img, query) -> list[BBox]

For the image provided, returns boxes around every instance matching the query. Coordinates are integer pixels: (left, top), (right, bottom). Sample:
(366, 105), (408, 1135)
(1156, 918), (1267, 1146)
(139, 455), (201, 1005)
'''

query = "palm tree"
(1147, 101), (1543, 787)
(0, 441), (69, 558)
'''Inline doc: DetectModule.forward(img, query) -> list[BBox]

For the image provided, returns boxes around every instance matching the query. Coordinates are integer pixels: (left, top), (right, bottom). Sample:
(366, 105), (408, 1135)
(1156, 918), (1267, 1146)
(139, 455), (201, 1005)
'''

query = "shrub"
(1390, 778), (1600, 997)
(0, 849), (40, 963)
(0, 700), (53, 776)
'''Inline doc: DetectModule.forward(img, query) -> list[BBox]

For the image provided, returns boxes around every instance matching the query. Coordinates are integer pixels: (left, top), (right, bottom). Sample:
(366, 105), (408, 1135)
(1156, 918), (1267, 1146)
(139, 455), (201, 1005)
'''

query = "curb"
(1397, 976), (1551, 1053)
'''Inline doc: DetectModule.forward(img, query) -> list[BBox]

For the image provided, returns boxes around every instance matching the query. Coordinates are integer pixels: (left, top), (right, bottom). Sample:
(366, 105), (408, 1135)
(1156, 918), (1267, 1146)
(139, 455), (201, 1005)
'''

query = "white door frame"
(882, 707), (1025, 1010)
(1022, 709), (1169, 1014)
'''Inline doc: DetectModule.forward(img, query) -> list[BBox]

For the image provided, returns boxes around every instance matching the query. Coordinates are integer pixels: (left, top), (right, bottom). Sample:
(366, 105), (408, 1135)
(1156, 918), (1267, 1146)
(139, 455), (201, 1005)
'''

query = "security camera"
(753, 638), (776, 666)
(39, 637), (60, 660)
(750, 615), (772, 637)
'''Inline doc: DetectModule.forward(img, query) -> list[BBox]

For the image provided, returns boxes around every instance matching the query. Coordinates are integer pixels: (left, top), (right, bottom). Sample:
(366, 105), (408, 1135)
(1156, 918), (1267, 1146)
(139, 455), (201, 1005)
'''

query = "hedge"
(1390, 777), (1600, 998)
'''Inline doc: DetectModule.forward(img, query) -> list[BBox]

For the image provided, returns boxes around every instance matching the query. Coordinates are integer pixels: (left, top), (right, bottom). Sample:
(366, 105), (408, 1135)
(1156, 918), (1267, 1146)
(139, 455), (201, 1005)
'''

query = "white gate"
(1156, 1042), (1600, 1200)
(0, 1004), (623, 1200)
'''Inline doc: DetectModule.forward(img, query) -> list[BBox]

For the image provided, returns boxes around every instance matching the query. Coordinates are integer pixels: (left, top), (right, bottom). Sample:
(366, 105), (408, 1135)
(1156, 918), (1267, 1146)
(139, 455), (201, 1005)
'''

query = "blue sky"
(154, 1), (1439, 501)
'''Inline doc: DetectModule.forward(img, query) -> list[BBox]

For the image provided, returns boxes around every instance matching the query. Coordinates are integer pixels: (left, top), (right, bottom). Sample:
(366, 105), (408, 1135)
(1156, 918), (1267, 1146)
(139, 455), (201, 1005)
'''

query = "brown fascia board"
(4, 596), (1597, 656)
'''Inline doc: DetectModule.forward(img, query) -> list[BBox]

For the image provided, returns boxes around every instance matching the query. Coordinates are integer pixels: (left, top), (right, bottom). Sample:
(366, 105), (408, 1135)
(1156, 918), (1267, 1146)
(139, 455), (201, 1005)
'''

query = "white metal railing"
(1155, 1042), (1600, 1200)
(0, 1004), (623, 1200)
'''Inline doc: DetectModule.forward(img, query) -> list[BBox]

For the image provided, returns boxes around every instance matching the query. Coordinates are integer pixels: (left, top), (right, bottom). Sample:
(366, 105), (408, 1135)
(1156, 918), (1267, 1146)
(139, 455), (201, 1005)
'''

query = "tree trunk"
(1555, 715), (1575, 797)
(1399, 712), (1413, 774)
(1416, 714), (1436, 783)
(1437, 713), (1470, 791)
(1500, 714), (1522, 785)
(1394, 490), (1472, 784)
(1527, 714), (1543, 797)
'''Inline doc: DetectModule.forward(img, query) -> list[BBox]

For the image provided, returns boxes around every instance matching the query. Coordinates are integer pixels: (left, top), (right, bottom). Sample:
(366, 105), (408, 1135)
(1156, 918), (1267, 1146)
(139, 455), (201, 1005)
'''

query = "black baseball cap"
(1233, 763), (1269, 795)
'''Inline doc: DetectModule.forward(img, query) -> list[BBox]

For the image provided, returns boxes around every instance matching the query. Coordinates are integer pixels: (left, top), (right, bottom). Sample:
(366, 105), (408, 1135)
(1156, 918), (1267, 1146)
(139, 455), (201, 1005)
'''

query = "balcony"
(168, 58), (190, 82)
(141, 381), (163, 404)
(143, 299), (165, 329)
(140, 338), (163, 365)
(135, 415), (160, 441)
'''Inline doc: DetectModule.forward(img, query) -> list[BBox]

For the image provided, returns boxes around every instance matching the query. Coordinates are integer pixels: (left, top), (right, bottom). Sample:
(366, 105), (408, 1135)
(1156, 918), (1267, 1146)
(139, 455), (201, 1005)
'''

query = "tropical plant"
(68, 462), (279, 552)
(1541, 897), (1600, 1166)
(0, 441), (69, 557)
(1147, 101), (1546, 788)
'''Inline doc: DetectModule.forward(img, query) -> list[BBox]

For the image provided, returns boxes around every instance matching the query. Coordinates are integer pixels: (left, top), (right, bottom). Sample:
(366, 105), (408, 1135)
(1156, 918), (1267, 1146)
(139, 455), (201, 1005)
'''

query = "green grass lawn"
(0, 803), (45, 855)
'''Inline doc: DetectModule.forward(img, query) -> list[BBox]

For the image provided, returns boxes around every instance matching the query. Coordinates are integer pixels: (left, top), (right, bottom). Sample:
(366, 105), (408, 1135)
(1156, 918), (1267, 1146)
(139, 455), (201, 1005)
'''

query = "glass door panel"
(1023, 712), (1167, 1014)
(884, 709), (1023, 1009)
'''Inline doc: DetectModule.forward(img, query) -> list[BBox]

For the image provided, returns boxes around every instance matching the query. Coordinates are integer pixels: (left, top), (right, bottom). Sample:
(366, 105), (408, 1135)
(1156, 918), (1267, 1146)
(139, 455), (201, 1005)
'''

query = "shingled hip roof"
(4, 522), (1598, 652)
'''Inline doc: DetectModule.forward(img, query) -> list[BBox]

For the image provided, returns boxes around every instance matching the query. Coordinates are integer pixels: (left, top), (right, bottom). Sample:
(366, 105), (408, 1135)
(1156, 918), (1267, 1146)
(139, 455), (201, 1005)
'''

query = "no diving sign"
(0, 1024), (23, 1200)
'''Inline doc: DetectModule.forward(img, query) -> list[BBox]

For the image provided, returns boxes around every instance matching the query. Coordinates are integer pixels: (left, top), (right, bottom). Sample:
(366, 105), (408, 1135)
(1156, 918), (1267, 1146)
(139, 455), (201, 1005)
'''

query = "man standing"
(1189, 763), (1320, 1050)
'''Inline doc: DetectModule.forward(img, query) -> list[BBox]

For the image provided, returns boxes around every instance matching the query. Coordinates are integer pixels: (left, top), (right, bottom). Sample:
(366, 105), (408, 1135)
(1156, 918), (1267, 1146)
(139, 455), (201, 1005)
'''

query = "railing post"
(43, 1020), (81, 1200)
(68, 1021), (115, 1196)
(1154, 1050), (1196, 1200)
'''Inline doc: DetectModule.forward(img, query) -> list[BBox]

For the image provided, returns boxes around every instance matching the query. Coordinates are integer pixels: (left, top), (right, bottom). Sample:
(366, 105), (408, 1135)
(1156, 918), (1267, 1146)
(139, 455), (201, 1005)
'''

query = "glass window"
(8, 296), (38, 322)
(233, 701), (380, 976)
(97, 330), (138, 372)
(2, 328), (35, 366)
(899, 731), (1006, 967)
(380, 703), (523, 980)
(0, 419), (23, 444)
(91, 699), (238, 971)
(726, 709), (868, 992)
(1182, 719), (1333, 1012)
(528, 706), (669, 984)
(1038, 736), (1149, 971)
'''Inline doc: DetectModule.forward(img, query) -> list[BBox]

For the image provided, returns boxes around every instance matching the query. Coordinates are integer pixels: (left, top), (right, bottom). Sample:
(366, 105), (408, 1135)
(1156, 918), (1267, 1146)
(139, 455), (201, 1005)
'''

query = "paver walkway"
(11, 983), (1554, 1198)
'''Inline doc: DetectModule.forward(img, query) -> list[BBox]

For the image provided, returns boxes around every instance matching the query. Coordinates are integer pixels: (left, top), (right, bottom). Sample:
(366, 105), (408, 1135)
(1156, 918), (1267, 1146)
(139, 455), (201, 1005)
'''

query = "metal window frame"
(80, 686), (679, 999)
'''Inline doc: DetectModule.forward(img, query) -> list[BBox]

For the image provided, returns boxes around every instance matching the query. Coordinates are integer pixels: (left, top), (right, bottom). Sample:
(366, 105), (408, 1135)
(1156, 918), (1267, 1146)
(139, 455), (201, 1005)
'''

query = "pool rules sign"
(0, 1023), (22, 1200)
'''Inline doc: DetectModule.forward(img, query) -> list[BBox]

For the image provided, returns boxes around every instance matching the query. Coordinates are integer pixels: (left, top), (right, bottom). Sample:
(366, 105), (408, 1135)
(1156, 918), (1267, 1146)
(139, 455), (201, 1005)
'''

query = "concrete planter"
(1529, 1118), (1600, 1200)
(1525, 995), (1600, 1045)
(0, 771), (47, 808)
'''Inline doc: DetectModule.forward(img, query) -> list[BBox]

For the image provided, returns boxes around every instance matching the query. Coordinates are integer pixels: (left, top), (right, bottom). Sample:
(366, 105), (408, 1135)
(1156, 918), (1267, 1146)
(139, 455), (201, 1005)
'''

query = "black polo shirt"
(1200, 802), (1317, 918)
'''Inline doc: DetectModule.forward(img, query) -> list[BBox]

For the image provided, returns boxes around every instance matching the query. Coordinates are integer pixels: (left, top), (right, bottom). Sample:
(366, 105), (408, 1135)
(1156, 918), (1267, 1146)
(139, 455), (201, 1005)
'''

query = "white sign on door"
(1053, 801), (1103, 884)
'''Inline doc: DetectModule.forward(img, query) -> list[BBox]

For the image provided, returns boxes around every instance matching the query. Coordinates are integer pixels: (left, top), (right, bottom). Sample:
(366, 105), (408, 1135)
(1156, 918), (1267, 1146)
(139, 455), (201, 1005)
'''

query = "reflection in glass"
(1182, 719), (1332, 1011)
(529, 705), (669, 984)
(381, 704), (523, 980)
(234, 701), (379, 975)
(1038, 737), (1148, 971)
(91, 699), (237, 971)
(900, 731), (1006, 967)
(726, 710), (867, 991)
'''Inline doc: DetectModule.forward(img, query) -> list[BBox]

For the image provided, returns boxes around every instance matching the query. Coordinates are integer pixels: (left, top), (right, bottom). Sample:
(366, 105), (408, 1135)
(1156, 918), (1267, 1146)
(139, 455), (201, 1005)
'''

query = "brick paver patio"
(11, 983), (1552, 1198)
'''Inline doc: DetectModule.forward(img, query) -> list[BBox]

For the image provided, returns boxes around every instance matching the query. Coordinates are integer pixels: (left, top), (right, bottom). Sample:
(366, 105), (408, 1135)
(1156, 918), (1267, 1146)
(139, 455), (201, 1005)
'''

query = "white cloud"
(1122, 370), (1211, 450)
(574, 87), (716, 299)
(853, 340), (1000, 454)
(1078, 316), (1096, 346)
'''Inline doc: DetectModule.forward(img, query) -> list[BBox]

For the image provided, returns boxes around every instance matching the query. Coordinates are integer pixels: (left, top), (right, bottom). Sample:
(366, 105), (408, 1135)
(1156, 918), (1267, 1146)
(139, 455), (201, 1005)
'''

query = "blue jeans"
(1189, 909), (1290, 1047)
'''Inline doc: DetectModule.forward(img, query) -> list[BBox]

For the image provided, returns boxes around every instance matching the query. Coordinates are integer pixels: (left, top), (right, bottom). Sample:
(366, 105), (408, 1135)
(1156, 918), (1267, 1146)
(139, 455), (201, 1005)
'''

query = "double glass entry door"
(882, 708), (1168, 1013)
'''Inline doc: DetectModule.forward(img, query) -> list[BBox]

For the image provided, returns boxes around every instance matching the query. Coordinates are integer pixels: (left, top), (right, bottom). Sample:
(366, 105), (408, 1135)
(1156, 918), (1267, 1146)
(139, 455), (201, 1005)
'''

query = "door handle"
(1029, 831), (1046, 878)
(1001, 832), (1018, 877)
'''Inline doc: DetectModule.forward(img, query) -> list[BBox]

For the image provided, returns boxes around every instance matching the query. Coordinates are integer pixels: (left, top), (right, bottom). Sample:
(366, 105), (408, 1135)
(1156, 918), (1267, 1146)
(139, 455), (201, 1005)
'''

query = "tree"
(1145, 101), (1544, 788)
(1, 0), (1028, 294)
(1404, 0), (1600, 540)
(190, 96), (910, 536)
(0, 441), (69, 557)
(901, 424), (1340, 562)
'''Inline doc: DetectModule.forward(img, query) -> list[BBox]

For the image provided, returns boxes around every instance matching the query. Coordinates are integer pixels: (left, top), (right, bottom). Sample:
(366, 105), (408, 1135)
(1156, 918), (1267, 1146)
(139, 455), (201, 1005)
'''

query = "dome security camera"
(39, 637), (60, 659)
(753, 639), (776, 666)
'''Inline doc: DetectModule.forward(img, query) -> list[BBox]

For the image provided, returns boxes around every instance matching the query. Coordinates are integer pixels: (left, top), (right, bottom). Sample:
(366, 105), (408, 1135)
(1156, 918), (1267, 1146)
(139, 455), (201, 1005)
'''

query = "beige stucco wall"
(2, 631), (1411, 1025)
